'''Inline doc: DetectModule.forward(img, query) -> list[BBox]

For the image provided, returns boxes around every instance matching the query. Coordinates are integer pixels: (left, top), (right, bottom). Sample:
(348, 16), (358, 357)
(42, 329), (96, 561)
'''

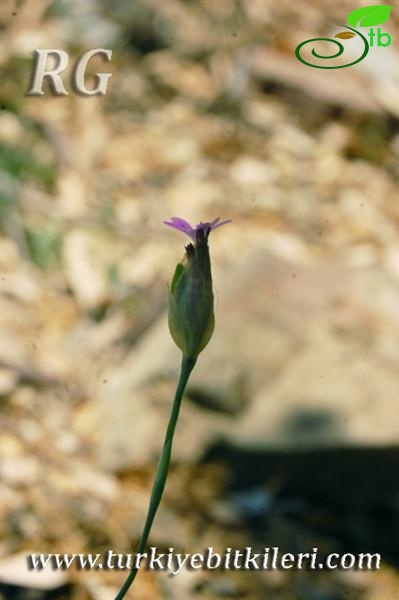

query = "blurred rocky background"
(0, 1), (398, 599)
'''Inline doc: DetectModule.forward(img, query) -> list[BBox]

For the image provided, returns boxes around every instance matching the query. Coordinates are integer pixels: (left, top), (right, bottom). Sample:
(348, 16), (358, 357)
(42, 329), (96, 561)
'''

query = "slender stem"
(114, 356), (196, 600)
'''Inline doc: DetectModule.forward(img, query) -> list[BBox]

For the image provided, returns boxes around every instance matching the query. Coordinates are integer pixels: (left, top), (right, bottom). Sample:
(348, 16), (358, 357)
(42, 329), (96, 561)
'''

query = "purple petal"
(169, 217), (192, 229)
(164, 217), (195, 238)
(210, 218), (232, 231)
(164, 216), (231, 239)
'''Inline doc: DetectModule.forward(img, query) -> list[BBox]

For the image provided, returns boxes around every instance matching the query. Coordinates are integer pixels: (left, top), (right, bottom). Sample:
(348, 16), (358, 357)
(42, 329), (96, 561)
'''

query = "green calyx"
(168, 229), (215, 360)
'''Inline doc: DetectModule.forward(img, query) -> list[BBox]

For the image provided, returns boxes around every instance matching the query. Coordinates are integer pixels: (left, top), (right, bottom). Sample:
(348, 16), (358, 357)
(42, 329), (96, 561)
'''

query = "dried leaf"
(335, 32), (356, 39)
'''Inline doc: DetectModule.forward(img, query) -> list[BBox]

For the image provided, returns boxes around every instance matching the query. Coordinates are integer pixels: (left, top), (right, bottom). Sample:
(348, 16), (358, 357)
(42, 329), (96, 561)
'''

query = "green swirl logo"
(295, 5), (393, 69)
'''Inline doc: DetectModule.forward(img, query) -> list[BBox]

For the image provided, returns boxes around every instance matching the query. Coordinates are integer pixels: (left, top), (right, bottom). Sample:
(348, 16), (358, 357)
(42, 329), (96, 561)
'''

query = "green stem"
(114, 356), (196, 600)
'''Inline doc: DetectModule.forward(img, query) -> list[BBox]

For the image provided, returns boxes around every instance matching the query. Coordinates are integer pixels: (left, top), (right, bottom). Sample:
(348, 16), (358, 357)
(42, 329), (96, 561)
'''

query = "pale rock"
(63, 229), (109, 310)
(19, 420), (43, 444)
(0, 367), (18, 395)
(384, 246), (399, 279)
(0, 552), (67, 590)
(54, 431), (81, 455)
(230, 155), (278, 186)
(271, 124), (315, 158)
(318, 122), (351, 152)
(345, 244), (378, 267)
(57, 171), (89, 218)
(0, 434), (24, 458)
(0, 272), (41, 303)
(0, 484), (26, 513)
(95, 247), (399, 469)
(1, 456), (40, 486)
(119, 242), (172, 287)
(71, 463), (119, 501)
(0, 111), (23, 144)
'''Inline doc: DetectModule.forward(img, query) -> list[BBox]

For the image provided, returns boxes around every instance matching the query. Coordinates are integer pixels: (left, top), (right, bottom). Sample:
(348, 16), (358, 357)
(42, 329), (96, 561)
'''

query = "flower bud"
(164, 217), (231, 360)
(168, 228), (215, 359)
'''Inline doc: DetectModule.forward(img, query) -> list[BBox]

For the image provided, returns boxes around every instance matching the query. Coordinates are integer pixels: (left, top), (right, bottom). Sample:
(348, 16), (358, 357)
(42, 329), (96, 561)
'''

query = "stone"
(94, 246), (399, 470)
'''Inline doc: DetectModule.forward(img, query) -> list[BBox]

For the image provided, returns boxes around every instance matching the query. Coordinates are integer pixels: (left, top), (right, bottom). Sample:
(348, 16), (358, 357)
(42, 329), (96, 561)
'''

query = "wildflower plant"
(115, 217), (230, 599)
